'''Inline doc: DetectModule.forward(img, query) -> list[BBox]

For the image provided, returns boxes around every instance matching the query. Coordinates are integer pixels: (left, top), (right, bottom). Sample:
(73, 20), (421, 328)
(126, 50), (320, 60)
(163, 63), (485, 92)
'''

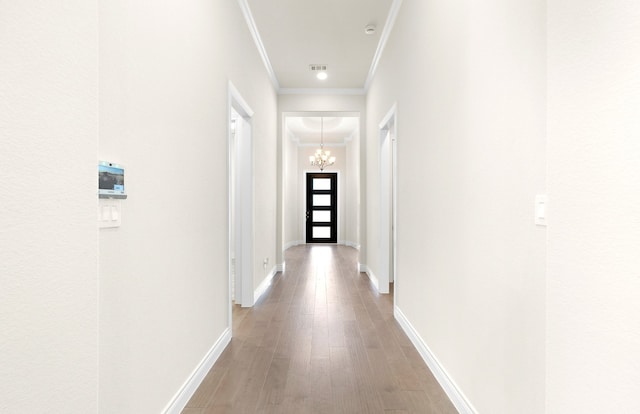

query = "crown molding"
(297, 142), (347, 148)
(364, 0), (404, 91)
(238, 0), (402, 95)
(237, 0), (280, 90)
(278, 88), (366, 96)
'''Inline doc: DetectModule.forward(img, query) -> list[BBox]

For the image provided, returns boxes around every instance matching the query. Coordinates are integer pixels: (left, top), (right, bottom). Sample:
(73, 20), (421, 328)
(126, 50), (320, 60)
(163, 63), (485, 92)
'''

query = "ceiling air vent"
(309, 64), (328, 72)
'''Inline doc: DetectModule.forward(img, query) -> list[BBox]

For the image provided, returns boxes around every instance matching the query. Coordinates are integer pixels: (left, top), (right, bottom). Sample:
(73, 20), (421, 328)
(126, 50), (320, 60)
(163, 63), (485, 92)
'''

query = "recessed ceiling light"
(310, 64), (328, 80)
(364, 24), (376, 35)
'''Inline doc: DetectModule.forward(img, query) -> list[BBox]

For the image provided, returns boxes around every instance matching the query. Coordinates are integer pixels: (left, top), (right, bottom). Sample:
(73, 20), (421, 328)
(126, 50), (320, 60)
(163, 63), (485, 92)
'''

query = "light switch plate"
(99, 199), (122, 228)
(535, 195), (547, 226)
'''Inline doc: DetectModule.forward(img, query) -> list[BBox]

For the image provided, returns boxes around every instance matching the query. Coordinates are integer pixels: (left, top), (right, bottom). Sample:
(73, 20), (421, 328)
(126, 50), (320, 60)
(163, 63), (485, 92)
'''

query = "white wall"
(283, 130), (300, 247)
(547, 1), (640, 412)
(345, 134), (361, 247)
(365, 0), (546, 412)
(99, 0), (277, 412)
(0, 2), (99, 412)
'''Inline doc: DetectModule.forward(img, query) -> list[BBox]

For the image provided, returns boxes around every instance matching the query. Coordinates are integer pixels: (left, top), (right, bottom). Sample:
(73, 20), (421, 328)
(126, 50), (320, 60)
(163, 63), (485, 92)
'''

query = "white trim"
(378, 103), (397, 297)
(279, 88), (365, 96)
(228, 82), (255, 118)
(283, 240), (302, 251)
(228, 82), (255, 309)
(364, 0), (404, 91)
(297, 142), (347, 148)
(394, 307), (478, 414)
(276, 263), (285, 273)
(340, 240), (361, 250)
(358, 264), (380, 291)
(163, 328), (232, 414)
(344, 130), (357, 143)
(283, 111), (360, 118)
(236, 0), (280, 90)
(379, 103), (398, 130)
(254, 266), (278, 304)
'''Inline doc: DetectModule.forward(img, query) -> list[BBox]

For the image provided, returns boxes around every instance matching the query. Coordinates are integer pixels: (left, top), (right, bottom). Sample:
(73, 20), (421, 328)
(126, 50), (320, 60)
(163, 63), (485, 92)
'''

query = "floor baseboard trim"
(254, 266), (277, 304)
(283, 240), (302, 251)
(163, 327), (232, 414)
(341, 240), (361, 250)
(394, 306), (477, 414)
(358, 264), (380, 291)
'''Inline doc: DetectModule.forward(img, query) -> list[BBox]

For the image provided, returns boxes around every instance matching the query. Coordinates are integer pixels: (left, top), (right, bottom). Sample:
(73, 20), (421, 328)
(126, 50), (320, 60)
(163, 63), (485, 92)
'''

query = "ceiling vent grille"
(309, 64), (328, 72)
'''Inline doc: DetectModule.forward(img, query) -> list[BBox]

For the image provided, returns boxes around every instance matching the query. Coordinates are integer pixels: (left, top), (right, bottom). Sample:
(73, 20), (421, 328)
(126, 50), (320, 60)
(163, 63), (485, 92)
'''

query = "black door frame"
(305, 172), (337, 243)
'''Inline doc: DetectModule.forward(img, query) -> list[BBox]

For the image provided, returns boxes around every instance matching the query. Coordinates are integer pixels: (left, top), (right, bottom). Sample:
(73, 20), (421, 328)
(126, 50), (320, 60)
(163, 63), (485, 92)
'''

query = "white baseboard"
(394, 306), (477, 414)
(163, 327), (232, 414)
(285, 240), (360, 250)
(254, 266), (278, 303)
(341, 240), (361, 250)
(283, 240), (302, 251)
(357, 263), (380, 292)
(276, 263), (285, 273)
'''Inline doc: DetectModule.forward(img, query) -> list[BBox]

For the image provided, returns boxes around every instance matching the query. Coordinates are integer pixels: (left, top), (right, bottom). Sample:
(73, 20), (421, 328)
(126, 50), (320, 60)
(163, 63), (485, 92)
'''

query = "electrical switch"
(535, 195), (547, 226)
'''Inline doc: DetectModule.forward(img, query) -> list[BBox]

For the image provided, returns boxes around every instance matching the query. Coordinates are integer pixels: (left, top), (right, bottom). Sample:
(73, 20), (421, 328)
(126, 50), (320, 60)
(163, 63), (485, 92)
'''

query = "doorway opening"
(378, 104), (397, 296)
(306, 172), (338, 243)
(281, 112), (360, 253)
(228, 83), (254, 321)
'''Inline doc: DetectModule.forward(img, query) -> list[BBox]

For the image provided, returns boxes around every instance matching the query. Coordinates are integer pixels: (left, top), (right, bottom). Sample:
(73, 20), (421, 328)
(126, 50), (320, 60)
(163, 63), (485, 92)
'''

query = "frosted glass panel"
(313, 211), (331, 222)
(313, 227), (331, 238)
(313, 194), (331, 206)
(313, 178), (331, 190)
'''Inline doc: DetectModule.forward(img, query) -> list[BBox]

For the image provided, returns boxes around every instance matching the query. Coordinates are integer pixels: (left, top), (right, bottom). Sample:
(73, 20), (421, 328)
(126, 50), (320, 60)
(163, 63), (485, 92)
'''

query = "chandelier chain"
(309, 117), (336, 171)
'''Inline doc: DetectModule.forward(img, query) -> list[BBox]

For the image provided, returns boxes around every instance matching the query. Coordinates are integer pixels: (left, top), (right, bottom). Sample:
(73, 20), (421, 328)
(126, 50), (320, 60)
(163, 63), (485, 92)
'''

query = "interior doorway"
(378, 104), (397, 296)
(281, 111), (360, 252)
(228, 83), (254, 316)
(305, 172), (338, 243)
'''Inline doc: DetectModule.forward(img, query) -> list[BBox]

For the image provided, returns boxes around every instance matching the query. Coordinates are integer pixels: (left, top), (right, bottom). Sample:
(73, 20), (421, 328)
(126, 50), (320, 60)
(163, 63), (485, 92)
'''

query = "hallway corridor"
(182, 245), (457, 414)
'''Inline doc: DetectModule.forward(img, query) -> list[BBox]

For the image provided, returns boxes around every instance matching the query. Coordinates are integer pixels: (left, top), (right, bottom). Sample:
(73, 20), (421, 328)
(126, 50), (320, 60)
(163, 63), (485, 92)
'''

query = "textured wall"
(366, 0), (547, 412)
(547, 1), (640, 412)
(98, 0), (277, 411)
(0, 1), (99, 412)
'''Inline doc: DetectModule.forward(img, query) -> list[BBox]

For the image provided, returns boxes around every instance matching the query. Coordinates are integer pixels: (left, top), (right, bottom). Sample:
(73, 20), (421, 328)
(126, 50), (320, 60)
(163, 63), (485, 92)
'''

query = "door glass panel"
(313, 210), (331, 222)
(313, 178), (331, 190)
(313, 194), (331, 206)
(312, 226), (331, 239)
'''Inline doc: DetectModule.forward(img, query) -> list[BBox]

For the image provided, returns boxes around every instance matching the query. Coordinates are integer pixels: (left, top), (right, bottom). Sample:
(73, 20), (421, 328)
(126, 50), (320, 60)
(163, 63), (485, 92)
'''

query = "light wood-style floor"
(183, 245), (457, 414)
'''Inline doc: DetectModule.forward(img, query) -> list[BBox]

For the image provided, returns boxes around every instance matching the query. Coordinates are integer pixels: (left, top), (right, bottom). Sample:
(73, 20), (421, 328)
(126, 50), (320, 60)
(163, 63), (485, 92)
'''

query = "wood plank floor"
(183, 245), (458, 414)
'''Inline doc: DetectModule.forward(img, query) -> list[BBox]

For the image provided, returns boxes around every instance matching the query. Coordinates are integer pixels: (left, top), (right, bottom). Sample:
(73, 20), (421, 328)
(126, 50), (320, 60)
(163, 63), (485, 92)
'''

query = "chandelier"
(309, 117), (335, 171)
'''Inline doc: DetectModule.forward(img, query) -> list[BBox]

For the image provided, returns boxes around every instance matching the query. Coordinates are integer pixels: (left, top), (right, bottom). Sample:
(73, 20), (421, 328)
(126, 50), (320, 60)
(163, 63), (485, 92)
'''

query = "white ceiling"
(244, 1), (399, 144)
(246, 0), (395, 90)
(287, 117), (359, 145)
